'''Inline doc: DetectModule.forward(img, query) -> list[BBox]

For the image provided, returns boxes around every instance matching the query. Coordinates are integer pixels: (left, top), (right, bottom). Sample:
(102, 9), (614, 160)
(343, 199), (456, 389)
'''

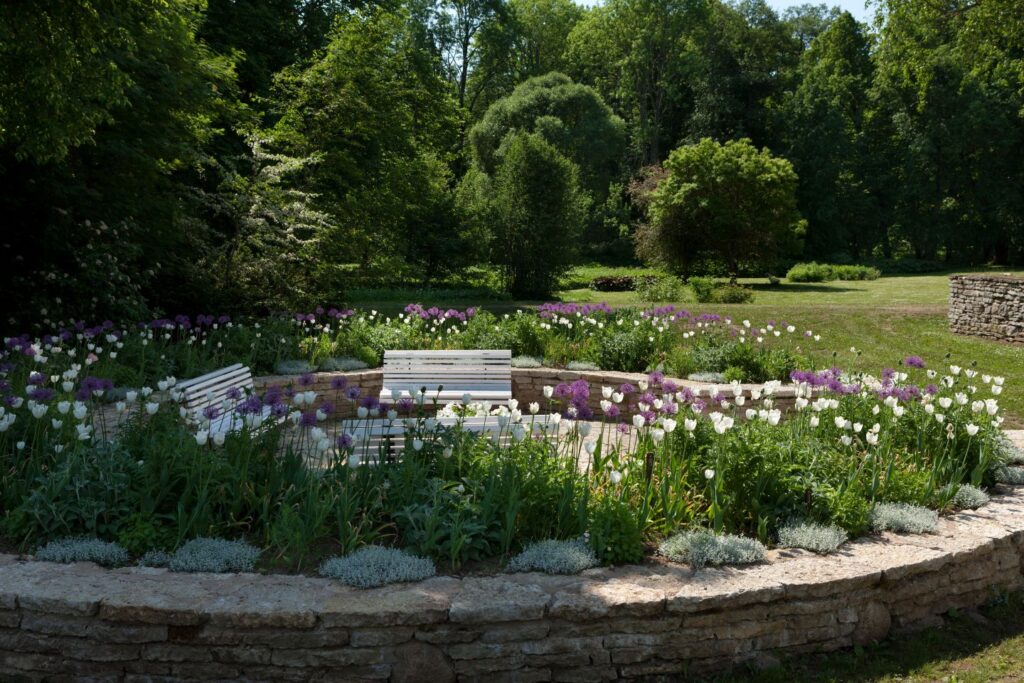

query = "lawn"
(723, 592), (1024, 683)
(351, 268), (1024, 425)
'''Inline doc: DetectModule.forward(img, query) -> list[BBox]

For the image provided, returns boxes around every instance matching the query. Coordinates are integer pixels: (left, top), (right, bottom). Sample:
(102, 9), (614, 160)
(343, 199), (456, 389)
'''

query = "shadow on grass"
(714, 592), (1024, 682)
(746, 282), (865, 294)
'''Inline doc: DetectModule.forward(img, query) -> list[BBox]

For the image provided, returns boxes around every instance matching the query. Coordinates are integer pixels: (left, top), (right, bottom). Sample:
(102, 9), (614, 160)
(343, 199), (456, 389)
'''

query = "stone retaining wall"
(950, 274), (1024, 343)
(253, 368), (798, 420)
(2, 486), (1024, 682)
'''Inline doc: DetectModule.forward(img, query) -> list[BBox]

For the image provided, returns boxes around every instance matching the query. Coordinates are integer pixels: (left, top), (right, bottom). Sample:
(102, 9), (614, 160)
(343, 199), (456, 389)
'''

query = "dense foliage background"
(2, 0), (1022, 326)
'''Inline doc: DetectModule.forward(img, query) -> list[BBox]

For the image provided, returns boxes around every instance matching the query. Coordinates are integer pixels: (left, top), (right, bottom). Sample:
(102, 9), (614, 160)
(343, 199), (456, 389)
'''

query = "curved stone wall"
(253, 367), (799, 420)
(950, 274), (1024, 343)
(2, 486), (1023, 682)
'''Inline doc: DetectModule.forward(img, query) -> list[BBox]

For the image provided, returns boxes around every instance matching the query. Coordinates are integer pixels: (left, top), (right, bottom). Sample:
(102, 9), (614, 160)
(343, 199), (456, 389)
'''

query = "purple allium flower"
(203, 406), (221, 420)
(298, 373), (315, 387)
(337, 433), (354, 449)
(903, 356), (926, 369)
(330, 376), (348, 391)
(616, 423), (631, 434)
(396, 398), (414, 414)
(345, 386), (361, 401)
(619, 383), (636, 395)
(226, 387), (243, 401)
(603, 403), (620, 418)
(26, 387), (55, 402)
(299, 410), (318, 427)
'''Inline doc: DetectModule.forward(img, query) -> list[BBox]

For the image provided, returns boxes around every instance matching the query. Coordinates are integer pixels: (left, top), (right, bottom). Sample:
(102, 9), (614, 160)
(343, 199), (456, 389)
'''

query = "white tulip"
(966, 423), (980, 436)
(543, 386), (554, 399)
(213, 432), (226, 447)
(704, 469), (715, 480)
(529, 402), (540, 414)
(195, 430), (209, 446)
(145, 402), (159, 415)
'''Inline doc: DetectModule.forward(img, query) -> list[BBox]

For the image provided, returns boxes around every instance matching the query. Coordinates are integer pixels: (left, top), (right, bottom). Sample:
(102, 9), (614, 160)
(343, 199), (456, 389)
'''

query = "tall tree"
(778, 12), (877, 259)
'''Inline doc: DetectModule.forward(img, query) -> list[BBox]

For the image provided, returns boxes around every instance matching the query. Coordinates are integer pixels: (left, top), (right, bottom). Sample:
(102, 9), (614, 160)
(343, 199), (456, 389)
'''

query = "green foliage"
(993, 466), (1024, 485)
(638, 138), (806, 280)
(167, 538), (261, 573)
(319, 546), (437, 588)
(689, 276), (717, 303)
(777, 520), (848, 554)
(459, 131), (588, 296)
(870, 502), (938, 534)
(274, 360), (316, 375)
(636, 275), (684, 303)
(511, 355), (544, 368)
(587, 492), (645, 565)
(659, 530), (767, 569)
(787, 262), (881, 282)
(5, 442), (138, 544)
(709, 283), (755, 304)
(467, 72), (625, 202)
(34, 537), (129, 567)
(506, 538), (599, 574)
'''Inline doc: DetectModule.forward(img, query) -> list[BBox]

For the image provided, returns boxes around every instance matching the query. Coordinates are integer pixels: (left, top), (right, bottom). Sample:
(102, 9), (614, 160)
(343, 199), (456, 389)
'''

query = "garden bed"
(2, 483), (1024, 681)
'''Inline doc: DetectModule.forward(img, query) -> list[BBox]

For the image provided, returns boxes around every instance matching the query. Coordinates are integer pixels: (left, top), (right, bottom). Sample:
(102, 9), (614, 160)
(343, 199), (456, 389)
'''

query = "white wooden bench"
(379, 350), (513, 406)
(176, 363), (271, 434)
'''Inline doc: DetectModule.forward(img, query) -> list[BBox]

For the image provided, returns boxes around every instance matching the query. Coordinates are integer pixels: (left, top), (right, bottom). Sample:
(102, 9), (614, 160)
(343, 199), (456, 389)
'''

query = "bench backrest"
(381, 350), (512, 400)
(176, 363), (255, 413)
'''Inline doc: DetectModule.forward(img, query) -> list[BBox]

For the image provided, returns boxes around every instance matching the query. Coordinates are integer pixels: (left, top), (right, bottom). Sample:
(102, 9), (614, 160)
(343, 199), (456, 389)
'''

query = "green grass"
(718, 592), (1024, 683)
(348, 267), (1024, 425)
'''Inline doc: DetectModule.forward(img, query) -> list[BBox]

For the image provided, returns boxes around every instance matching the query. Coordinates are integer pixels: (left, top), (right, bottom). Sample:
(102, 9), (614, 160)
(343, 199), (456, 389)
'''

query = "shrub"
(566, 360), (601, 371)
(994, 434), (1024, 465)
(6, 441), (137, 544)
(687, 372), (726, 382)
(952, 484), (990, 510)
(506, 538), (599, 574)
(592, 330), (655, 373)
(777, 521), (847, 554)
(688, 276), (717, 303)
(319, 357), (369, 372)
(709, 283), (754, 303)
(588, 493), (645, 565)
(786, 262), (880, 282)
(870, 502), (938, 534)
(35, 537), (129, 567)
(994, 466), (1024, 485)
(511, 355), (543, 368)
(319, 546), (436, 588)
(138, 550), (172, 568)
(723, 366), (746, 383)
(659, 530), (767, 569)
(636, 275), (683, 302)
(167, 538), (261, 573)
(275, 359), (315, 375)
(590, 275), (636, 292)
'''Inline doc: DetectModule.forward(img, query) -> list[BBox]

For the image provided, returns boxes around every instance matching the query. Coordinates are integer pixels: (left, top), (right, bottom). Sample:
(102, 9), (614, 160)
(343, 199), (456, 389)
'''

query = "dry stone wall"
(950, 274), (1024, 343)
(2, 486), (1024, 682)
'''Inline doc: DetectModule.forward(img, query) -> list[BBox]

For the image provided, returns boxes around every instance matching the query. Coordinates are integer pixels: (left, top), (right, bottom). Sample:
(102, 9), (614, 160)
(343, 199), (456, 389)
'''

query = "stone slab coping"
(3, 486), (1024, 631)
(950, 273), (1024, 283)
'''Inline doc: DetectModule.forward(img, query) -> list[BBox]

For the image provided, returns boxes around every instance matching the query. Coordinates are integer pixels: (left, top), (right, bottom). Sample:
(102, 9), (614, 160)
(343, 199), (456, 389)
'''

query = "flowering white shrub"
(870, 503), (938, 534)
(319, 546), (436, 588)
(35, 537), (129, 567)
(777, 521), (847, 554)
(658, 530), (767, 569)
(167, 538), (261, 573)
(511, 355), (543, 368)
(506, 538), (599, 575)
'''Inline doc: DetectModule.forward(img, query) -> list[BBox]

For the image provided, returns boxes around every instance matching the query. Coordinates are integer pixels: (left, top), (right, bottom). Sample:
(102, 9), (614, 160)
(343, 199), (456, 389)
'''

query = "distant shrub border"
(786, 262), (882, 283)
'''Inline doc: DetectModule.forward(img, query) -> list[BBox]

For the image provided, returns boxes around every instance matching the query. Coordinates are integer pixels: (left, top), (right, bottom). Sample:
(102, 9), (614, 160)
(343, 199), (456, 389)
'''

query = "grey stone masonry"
(950, 274), (1024, 343)
(2, 479), (1024, 681)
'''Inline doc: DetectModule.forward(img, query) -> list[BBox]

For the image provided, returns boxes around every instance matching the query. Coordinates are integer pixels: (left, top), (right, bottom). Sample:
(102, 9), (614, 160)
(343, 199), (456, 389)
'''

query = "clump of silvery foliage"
(777, 521), (847, 554)
(952, 484), (990, 510)
(167, 538), (260, 573)
(566, 361), (600, 371)
(34, 537), (129, 567)
(319, 357), (369, 372)
(511, 355), (543, 369)
(137, 550), (172, 568)
(994, 433), (1024, 466)
(506, 538), (599, 575)
(870, 502), (938, 534)
(319, 546), (436, 588)
(687, 372), (726, 383)
(274, 359), (315, 375)
(659, 530), (766, 569)
(993, 466), (1024, 485)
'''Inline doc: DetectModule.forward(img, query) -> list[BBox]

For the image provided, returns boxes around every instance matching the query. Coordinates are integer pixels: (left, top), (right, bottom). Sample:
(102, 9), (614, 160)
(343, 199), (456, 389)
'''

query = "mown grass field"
(352, 268), (1024, 425)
